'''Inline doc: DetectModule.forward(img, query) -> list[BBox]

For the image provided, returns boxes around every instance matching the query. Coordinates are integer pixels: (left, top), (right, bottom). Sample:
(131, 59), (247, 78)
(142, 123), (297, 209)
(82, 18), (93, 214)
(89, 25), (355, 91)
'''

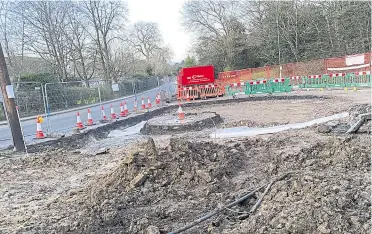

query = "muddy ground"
(0, 89), (370, 234)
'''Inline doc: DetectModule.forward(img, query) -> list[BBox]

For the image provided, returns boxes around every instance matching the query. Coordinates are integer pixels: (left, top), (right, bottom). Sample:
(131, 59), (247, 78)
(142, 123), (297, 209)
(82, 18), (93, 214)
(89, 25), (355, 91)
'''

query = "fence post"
(44, 83), (51, 133)
(132, 80), (136, 94)
(97, 81), (102, 104)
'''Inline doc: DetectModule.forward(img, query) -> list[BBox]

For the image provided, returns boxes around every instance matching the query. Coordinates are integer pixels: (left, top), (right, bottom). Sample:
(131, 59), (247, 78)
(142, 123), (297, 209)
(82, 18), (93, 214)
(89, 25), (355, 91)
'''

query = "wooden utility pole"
(0, 43), (25, 152)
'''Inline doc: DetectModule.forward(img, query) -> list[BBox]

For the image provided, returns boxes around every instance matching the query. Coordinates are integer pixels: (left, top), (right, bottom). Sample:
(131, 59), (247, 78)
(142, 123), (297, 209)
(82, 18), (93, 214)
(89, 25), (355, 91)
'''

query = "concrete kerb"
(26, 94), (326, 153)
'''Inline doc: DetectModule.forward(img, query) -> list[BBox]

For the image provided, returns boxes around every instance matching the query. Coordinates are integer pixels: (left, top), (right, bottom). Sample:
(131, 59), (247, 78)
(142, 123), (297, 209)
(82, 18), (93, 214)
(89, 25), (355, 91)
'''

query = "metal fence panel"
(13, 82), (46, 118)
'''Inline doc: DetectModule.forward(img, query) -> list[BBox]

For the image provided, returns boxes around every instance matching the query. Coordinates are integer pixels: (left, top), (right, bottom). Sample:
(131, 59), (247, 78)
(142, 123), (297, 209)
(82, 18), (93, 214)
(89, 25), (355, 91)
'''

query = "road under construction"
(0, 85), (370, 233)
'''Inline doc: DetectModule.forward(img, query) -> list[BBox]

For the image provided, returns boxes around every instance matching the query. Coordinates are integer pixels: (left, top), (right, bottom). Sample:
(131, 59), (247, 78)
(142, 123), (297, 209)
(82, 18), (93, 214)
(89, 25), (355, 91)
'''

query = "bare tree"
(65, 4), (97, 85)
(82, 0), (128, 81)
(182, 0), (247, 71)
(128, 21), (163, 69)
(0, 2), (26, 82)
(20, 1), (72, 81)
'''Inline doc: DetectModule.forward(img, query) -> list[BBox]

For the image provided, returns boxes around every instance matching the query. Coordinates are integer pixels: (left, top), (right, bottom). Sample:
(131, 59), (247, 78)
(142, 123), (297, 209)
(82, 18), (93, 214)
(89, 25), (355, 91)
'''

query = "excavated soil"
(2, 130), (369, 234)
(0, 90), (371, 234)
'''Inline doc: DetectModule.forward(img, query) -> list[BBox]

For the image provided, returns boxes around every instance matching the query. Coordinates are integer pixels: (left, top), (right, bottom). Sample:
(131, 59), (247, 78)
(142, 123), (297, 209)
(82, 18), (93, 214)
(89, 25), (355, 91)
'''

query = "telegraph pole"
(0, 43), (25, 152)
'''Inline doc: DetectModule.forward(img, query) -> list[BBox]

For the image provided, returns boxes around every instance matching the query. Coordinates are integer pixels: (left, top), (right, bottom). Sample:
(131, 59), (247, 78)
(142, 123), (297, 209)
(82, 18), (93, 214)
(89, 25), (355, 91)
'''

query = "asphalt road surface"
(0, 79), (176, 149)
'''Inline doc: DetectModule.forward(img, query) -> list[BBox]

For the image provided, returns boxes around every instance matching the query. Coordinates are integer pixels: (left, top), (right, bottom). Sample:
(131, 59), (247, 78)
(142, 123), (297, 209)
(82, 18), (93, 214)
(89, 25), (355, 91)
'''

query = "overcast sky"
(127, 0), (191, 63)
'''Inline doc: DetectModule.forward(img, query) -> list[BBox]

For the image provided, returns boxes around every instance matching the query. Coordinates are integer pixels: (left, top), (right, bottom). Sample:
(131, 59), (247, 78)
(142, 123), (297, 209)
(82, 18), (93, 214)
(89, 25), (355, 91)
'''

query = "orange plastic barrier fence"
(199, 83), (224, 99)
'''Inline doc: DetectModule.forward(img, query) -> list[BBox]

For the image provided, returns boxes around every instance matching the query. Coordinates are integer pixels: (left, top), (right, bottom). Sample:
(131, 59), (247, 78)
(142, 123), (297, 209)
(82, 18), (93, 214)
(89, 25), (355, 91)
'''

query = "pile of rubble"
(36, 128), (370, 234)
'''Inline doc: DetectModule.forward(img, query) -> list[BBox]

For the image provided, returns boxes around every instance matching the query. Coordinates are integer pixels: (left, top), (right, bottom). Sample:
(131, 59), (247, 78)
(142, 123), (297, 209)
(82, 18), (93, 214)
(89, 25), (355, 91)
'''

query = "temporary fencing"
(299, 71), (371, 89)
(199, 83), (224, 99)
(246, 80), (270, 95)
(12, 82), (46, 119)
(218, 52), (371, 86)
(226, 82), (246, 96)
(179, 86), (199, 101)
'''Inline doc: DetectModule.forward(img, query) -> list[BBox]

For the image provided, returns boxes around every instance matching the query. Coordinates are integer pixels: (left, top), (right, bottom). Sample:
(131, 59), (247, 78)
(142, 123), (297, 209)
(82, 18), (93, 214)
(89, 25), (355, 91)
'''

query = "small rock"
(130, 172), (147, 188)
(146, 225), (160, 234)
(317, 124), (332, 133)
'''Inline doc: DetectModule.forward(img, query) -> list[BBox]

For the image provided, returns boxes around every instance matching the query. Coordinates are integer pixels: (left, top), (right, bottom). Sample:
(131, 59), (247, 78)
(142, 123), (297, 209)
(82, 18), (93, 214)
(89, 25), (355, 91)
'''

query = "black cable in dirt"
(167, 172), (294, 234)
(167, 184), (267, 234)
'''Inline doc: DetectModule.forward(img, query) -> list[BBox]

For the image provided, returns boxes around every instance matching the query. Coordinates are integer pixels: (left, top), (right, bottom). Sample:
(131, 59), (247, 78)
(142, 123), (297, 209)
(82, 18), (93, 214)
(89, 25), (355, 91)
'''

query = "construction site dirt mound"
(37, 129), (371, 234)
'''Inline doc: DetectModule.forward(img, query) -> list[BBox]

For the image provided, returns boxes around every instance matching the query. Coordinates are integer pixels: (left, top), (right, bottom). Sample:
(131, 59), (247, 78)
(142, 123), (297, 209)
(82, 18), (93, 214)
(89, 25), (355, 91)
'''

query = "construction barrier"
(300, 75), (327, 89)
(199, 83), (224, 99)
(299, 71), (371, 89)
(225, 82), (246, 96)
(178, 86), (199, 100)
(289, 76), (303, 86)
(270, 78), (292, 93)
(245, 80), (271, 95)
(324, 73), (349, 88)
(351, 71), (371, 87)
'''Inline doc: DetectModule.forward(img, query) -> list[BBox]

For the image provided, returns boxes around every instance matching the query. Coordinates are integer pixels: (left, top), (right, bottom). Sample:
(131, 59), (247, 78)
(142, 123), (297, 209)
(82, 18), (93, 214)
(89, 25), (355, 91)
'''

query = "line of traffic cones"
(34, 95), (163, 140)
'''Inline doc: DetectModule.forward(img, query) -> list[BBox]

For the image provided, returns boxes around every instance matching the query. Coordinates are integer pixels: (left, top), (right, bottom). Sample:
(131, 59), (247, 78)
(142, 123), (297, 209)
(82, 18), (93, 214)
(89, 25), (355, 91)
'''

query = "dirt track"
(0, 89), (370, 233)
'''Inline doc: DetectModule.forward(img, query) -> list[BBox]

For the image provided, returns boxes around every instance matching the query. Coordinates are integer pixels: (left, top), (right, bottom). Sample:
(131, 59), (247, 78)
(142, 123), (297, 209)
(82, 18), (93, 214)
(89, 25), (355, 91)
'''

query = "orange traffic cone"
(134, 99), (138, 112)
(141, 98), (146, 110)
(156, 93), (161, 105)
(87, 108), (94, 126)
(76, 112), (85, 129)
(123, 101), (129, 115)
(35, 116), (45, 139)
(110, 104), (117, 120)
(101, 106), (107, 121)
(147, 97), (152, 108)
(177, 104), (185, 120)
(120, 102), (126, 117)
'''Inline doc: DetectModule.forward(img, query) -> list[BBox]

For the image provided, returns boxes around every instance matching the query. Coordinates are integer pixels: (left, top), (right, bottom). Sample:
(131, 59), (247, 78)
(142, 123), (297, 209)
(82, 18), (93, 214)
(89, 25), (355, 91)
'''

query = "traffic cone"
(177, 103), (185, 120)
(147, 96), (152, 108)
(134, 99), (138, 112)
(87, 108), (94, 126)
(120, 102), (126, 117)
(35, 116), (45, 139)
(124, 101), (129, 115)
(76, 112), (85, 129)
(141, 98), (146, 110)
(110, 104), (117, 120)
(156, 93), (161, 105)
(101, 106), (107, 121)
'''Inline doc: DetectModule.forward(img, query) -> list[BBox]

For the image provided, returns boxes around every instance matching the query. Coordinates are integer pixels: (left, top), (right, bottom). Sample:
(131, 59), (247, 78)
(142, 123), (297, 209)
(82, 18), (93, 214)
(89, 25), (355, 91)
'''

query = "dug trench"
(26, 94), (325, 153)
(26, 130), (370, 234)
